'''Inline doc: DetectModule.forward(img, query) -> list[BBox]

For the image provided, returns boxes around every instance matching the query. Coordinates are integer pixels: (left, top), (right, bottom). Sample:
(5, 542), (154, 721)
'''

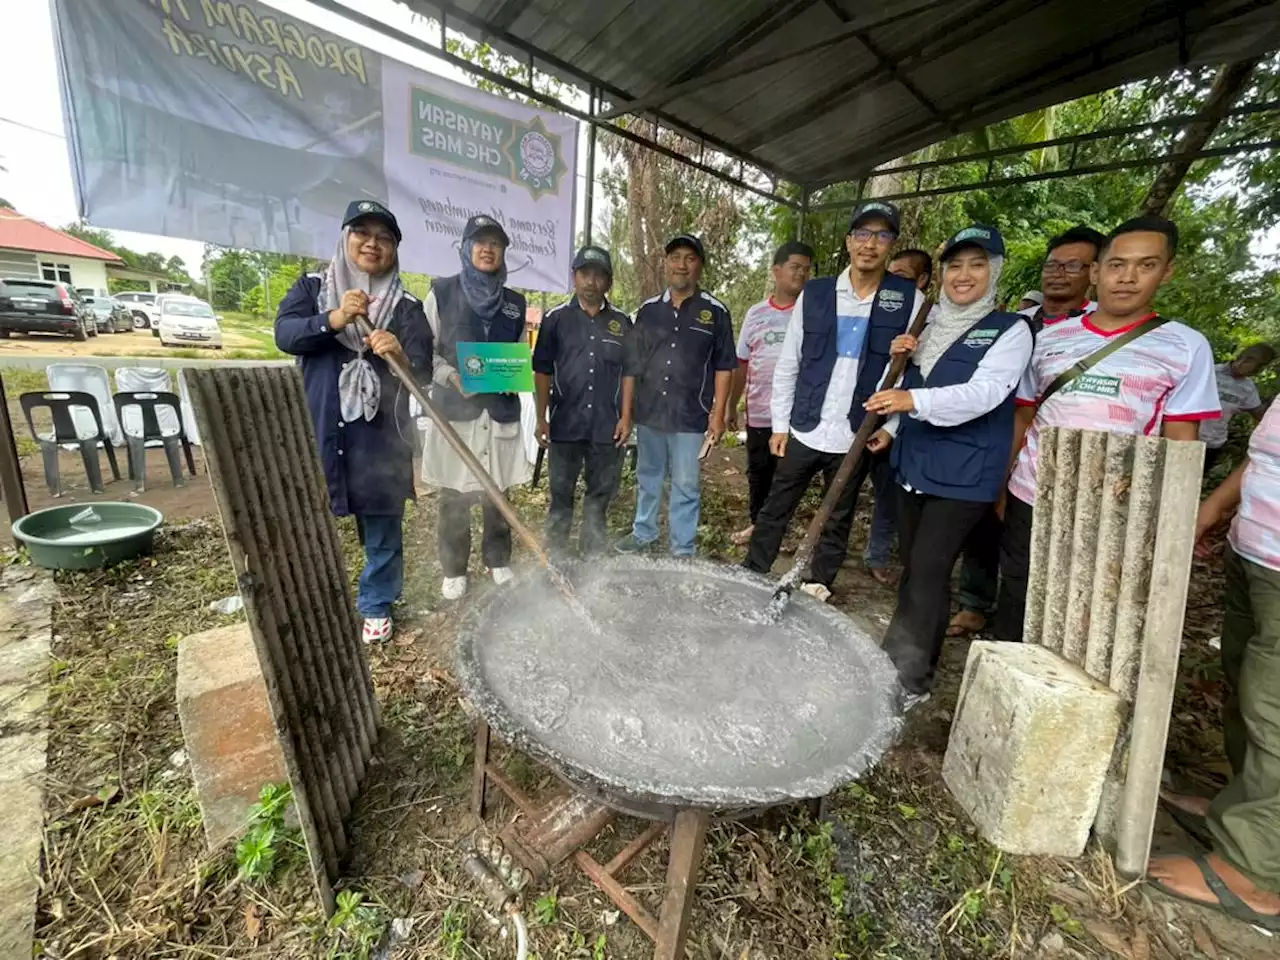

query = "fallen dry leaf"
(66, 784), (121, 814)
(1190, 919), (1219, 959)
(244, 902), (265, 942)
(1084, 919), (1131, 958)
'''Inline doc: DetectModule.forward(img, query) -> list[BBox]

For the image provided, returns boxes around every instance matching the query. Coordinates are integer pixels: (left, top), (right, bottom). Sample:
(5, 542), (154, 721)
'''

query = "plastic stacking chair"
(112, 391), (196, 492)
(20, 391), (123, 495)
(45, 363), (124, 447)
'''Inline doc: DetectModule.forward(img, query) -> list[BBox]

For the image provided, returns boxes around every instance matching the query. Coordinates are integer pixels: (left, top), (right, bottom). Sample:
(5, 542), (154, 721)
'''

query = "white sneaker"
(362, 617), (392, 644)
(491, 567), (515, 586)
(799, 582), (832, 603)
(442, 576), (468, 600)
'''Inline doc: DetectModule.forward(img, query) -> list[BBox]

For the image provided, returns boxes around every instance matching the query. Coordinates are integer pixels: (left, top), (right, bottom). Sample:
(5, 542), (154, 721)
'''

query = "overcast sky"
(0, 0), (594, 278)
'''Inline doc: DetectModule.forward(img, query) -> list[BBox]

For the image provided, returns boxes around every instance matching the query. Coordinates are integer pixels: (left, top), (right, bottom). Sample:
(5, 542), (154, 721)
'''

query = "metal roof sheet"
(406, 0), (1280, 185)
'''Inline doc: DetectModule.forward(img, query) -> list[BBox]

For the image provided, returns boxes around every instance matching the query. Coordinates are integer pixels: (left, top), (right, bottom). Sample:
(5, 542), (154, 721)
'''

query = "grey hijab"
(915, 253), (1004, 378)
(319, 227), (405, 422)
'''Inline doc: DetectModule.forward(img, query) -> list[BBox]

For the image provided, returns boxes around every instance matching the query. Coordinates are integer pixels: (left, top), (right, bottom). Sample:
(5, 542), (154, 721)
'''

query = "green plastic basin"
(12, 503), (165, 570)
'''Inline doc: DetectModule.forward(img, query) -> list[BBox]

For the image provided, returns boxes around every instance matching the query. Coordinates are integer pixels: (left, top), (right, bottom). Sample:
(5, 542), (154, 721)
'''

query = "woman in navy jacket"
(864, 225), (1032, 707)
(275, 200), (432, 643)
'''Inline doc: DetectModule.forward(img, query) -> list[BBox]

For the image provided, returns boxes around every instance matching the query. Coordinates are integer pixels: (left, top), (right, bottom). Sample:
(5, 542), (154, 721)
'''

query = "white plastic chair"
(114, 367), (181, 439)
(176, 369), (202, 445)
(45, 363), (124, 447)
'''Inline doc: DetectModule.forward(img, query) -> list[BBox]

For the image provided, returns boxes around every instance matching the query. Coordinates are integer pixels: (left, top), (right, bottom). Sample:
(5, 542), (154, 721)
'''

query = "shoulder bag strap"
(1039, 315), (1170, 405)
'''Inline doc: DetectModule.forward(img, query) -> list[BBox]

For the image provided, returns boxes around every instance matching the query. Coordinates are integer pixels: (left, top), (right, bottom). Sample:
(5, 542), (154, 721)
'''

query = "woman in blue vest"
(276, 200), (433, 645)
(421, 215), (531, 600)
(863, 225), (1033, 708)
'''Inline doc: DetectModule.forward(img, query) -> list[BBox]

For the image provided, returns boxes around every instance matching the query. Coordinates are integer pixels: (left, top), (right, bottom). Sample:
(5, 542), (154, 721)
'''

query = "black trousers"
(743, 436), (873, 588)
(745, 426), (777, 524)
(546, 440), (624, 556)
(437, 487), (511, 577)
(993, 493), (1034, 642)
(955, 506), (1004, 615)
(881, 488), (991, 694)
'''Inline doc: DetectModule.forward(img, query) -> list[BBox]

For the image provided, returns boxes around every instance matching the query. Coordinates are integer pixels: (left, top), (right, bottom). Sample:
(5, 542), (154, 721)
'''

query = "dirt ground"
(0, 326), (261, 358)
(16, 439), (1280, 960)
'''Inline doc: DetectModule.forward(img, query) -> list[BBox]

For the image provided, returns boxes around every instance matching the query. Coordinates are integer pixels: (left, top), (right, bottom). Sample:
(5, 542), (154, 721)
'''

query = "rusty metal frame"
(0, 372), (29, 524)
(473, 720), (711, 959)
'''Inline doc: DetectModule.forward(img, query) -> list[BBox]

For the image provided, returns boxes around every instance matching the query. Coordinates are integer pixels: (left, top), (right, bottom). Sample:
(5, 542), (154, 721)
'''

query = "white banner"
(381, 60), (577, 293)
(52, 0), (577, 292)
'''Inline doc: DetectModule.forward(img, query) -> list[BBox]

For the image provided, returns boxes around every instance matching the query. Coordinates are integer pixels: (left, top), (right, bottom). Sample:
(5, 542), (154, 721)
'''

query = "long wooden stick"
(766, 295), (935, 618)
(355, 315), (551, 568)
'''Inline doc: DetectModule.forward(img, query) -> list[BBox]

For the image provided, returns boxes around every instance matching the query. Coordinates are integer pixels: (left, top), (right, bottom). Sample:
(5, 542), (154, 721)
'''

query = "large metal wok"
(456, 556), (901, 814)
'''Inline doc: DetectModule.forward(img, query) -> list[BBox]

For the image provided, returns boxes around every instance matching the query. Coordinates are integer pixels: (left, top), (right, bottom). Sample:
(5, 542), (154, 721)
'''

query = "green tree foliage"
(61, 222), (194, 288)
(773, 58), (1280, 362)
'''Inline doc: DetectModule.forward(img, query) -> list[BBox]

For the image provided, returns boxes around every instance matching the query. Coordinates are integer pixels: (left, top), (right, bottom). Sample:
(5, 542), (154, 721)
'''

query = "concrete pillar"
(1015, 427), (1203, 873)
(177, 623), (288, 849)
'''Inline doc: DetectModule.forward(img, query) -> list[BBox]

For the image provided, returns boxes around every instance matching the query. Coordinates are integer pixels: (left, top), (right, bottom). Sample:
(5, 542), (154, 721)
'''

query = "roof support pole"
(584, 87), (598, 246)
(1140, 58), (1260, 216)
(796, 186), (810, 240)
(0, 372), (30, 524)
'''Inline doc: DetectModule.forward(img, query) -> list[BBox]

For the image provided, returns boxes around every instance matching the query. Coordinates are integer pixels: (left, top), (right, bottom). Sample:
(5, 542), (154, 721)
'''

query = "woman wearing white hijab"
(276, 200), (433, 644)
(421, 215), (532, 600)
(863, 224), (1033, 707)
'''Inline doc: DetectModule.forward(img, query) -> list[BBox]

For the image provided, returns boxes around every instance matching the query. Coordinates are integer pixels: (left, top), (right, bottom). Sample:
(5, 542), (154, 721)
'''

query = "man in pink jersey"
(993, 215), (1221, 642)
(728, 240), (815, 544)
(1148, 404), (1280, 928)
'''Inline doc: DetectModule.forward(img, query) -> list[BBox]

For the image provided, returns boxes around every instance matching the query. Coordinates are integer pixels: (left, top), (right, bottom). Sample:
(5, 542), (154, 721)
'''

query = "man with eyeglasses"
(744, 201), (924, 601)
(947, 225), (1105, 639)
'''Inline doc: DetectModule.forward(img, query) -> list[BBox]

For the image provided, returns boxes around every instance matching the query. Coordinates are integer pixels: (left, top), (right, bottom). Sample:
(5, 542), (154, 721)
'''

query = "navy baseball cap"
(572, 245), (613, 275)
(941, 223), (1006, 261)
(462, 214), (510, 246)
(664, 233), (706, 261)
(848, 200), (901, 235)
(343, 199), (401, 243)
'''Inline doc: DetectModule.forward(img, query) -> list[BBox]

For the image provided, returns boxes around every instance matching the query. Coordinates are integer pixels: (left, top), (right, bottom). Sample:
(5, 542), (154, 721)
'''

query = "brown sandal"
(946, 610), (986, 638)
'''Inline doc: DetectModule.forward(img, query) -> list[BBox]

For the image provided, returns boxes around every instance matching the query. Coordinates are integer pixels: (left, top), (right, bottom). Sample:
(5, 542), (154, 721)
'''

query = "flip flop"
(1148, 853), (1280, 932)
(1158, 796), (1215, 848)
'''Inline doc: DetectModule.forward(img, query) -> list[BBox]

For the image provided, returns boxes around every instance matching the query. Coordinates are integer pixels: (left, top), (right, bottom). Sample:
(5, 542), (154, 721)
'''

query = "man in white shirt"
(1201, 343), (1274, 473)
(994, 214), (1221, 642)
(742, 200), (924, 600)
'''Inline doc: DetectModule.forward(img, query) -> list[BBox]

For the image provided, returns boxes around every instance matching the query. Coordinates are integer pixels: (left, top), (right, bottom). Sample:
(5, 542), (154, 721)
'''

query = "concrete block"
(943, 641), (1124, 858)
(177, 624), (287, 850)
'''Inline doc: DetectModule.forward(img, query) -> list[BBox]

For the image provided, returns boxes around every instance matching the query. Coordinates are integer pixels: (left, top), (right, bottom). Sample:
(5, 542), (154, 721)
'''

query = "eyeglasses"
(1041, 259), (1091, 276)
(852, 228), (898, 245)
(351, 227), (396, 247)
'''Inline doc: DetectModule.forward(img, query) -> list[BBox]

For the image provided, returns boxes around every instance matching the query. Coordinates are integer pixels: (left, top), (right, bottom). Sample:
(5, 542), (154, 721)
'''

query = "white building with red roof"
(0, 206), (124, 294)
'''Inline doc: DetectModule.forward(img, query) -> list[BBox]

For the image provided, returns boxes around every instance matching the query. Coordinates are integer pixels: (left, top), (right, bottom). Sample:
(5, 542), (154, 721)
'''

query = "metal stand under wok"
(473, 722), (710, 960)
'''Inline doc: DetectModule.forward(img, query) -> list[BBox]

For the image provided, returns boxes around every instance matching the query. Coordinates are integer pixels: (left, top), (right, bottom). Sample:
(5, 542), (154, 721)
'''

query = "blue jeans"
(863, 454), (897, 569)
(633, 426), (703, 556)
(355, 512), (404, 618)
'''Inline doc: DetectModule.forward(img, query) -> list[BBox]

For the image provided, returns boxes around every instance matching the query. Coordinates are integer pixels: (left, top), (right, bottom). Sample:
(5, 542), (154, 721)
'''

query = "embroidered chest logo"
(877, 289), (904, 313)
(501, 301), (522, 320)
(962, 328), (999, 348)
(608, 318), (623, 335)
(698, 309), (714, 325)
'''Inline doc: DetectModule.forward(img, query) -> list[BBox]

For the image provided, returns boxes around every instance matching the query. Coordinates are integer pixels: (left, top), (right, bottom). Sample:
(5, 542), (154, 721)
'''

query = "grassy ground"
(215, 311), (287, 360)
(15, 452), (1270, 959)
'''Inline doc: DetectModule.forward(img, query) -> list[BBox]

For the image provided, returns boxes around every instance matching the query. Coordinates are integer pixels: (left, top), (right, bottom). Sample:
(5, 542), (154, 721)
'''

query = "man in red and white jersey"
(727, 241), (814, 544)
(993, 214), (1221, 642)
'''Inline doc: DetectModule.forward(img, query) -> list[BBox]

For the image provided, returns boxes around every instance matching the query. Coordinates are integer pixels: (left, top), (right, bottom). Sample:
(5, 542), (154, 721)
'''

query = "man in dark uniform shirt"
(533, 246), (633, 556)
(615, 233), (737, 557)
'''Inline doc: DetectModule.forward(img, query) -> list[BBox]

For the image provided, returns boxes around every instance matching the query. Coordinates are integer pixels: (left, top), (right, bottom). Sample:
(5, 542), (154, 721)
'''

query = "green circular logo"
(464, 356), (485, 376)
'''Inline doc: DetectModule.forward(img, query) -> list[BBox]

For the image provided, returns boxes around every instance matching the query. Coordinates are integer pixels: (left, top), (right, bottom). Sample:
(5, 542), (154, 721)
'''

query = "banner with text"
(52, 0), (577, 292)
